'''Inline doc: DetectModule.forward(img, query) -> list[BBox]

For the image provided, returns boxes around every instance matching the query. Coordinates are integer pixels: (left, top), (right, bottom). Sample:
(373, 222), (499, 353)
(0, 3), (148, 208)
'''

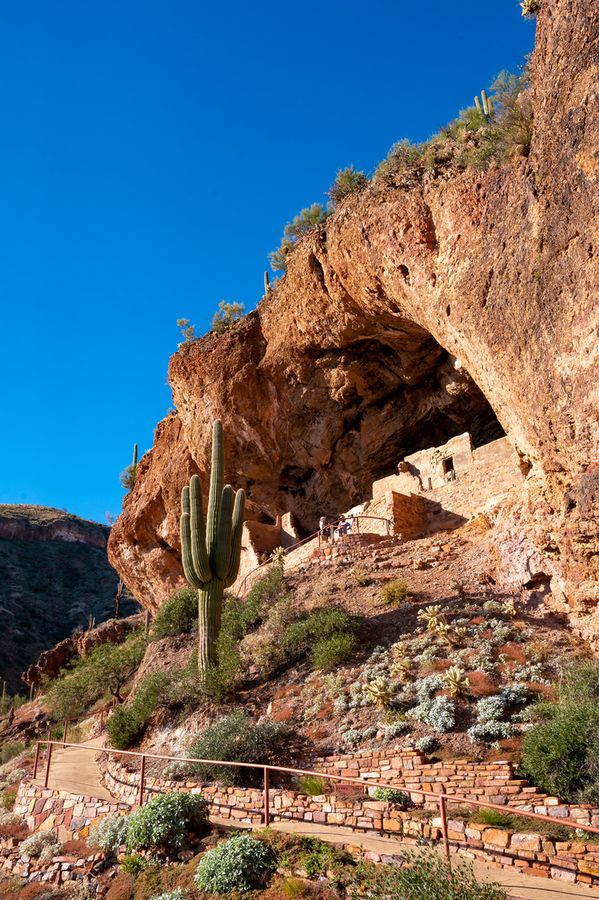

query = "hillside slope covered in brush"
(0, 505), (137, 693)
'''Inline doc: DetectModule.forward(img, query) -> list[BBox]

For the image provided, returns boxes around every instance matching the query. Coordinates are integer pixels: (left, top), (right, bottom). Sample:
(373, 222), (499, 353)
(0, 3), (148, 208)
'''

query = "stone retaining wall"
(315, 749), (599, 827)
(95, 755), (599, 889)
(13, 782), (130, 841)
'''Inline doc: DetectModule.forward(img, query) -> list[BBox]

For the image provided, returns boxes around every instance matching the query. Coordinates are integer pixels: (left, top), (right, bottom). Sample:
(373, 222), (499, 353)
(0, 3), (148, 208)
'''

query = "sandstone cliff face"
(0, 506), (139, 693)
(109, 0), (598, 613)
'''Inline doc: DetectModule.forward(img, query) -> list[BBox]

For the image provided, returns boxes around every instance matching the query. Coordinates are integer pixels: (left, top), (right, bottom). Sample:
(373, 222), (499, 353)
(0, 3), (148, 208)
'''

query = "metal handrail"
(31, 738), (599, 863)
(236, 514), (393, 597)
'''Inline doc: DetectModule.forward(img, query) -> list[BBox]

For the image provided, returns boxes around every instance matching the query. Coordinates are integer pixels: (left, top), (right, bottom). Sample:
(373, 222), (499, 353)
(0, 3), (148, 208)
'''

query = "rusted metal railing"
(31, 739), (599, 864)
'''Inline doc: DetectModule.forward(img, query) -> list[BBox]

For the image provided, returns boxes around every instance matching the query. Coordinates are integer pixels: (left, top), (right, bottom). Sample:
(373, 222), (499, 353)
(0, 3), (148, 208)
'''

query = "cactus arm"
(206, 420), (224, 558)
(224, 488), (245, 587)
(189, 475), (211, 582)
(180, 510), (203, 588)
(213, 485), (234, 579)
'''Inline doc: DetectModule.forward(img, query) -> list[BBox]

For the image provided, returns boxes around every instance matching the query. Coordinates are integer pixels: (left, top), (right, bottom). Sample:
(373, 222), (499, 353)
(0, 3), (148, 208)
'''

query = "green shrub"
(295, 837), (337, 877)
(151, 588), (198, 640)
(150, 891), (187, 900)
(194, 833), (275, 893)
(381, 580), (410, 605)
(0, 742), (26, 765)
(374, 139), (422, 184)
(107, 671), (172, 750)
(345, 849), (506, 899)
(89, 814), (130, 852)
(1, 786), (17, 810)
(46, 631), (145, 720)
(211, 301), (245, 335)
(328, 165), (368, 205)
(310, 632), (356, 671)
(521, 662), (599, 803)
(283, 607), (360, 656)
(186, 710), (289, 787)
(372, 787), (411, 809)
(472, 808), (517, 829)
(126, 792), (208, 855)
(121, 853), (154, 876)
(298, 775), (325, 796)
(270, 204), (328, 272)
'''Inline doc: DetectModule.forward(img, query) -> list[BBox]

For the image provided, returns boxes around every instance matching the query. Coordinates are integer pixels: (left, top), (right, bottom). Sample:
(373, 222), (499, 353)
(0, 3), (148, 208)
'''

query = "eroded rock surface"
(109, 0), (598, 612)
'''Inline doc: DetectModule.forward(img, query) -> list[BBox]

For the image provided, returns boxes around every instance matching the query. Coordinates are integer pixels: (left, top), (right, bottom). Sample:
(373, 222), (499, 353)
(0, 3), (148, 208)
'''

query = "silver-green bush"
(194, 834), (275, 893)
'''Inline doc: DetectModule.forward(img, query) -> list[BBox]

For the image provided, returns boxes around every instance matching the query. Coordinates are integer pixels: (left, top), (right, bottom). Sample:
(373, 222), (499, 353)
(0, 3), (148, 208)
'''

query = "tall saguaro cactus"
(180, 421), (245, 679)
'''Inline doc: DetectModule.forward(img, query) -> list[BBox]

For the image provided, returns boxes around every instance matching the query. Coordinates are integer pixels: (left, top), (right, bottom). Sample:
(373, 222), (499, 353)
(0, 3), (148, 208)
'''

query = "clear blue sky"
(0, 1), (535, 525)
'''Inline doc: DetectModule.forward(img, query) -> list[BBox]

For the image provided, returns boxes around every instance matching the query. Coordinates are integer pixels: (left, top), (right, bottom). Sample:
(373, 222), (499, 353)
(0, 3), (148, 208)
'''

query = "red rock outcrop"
(109, 0), (598, 613)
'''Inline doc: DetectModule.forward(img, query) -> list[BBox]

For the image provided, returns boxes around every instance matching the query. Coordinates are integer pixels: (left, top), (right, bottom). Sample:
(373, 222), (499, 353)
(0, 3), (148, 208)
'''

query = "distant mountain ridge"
(0, 505), (138, 693)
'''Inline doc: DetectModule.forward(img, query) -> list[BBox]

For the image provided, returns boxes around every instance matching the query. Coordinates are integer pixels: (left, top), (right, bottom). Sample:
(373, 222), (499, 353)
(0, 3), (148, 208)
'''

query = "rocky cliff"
(0, 506), (138, 693)
(109, 0), (598, 614)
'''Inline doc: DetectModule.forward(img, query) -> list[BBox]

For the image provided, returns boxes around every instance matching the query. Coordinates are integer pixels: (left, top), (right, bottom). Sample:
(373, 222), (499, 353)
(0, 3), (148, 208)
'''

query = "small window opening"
(442, 457), (456, 480)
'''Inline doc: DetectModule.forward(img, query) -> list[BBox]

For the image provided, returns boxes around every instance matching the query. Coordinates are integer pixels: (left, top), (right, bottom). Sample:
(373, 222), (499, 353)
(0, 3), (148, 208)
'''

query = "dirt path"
(32, 737), (113, 801)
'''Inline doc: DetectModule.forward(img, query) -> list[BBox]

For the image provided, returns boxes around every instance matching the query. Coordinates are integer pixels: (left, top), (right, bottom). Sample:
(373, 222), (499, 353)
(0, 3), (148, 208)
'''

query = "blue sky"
(0, 1), (535, 524)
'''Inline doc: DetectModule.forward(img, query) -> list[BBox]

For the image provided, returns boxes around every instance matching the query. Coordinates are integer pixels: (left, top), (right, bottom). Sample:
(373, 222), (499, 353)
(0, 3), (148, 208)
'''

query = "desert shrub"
(194, 833), (275, 893)
(89, 814), (130, 852)
(342, 728), (362, 746)
(0, 742), (26, 765)
(382, 580), (410, 606)
(47, 631), (145, 720)
(186, 710), (289, 787)
(270, 204), (328, 272)
(106, 871), (135, 900)
(327, 165), (368, 205)
(310, 632), (356, 671)
(372, 788), (411, 809)
(20, 831), (60, 861)
(121, 853), (155, 876)
(211, 301), (245, 335)
(344, 849), (507, 899)
(408, 696), (455, 733)
(126, 792), (208, 855)
(298, 775), (325, 796)
(1, 786), (17, 810)
(520, 661), (599, 802)
(472, 808), (517, 829)
(282, 607), (361, 671)
(107, 670), (172, 750)
(151, 588), (198, 640)
(415, 736), (438, 754)
(295, 836), (337, 877)
(150, 891), (187, 900)
(374, 139), (422, 184)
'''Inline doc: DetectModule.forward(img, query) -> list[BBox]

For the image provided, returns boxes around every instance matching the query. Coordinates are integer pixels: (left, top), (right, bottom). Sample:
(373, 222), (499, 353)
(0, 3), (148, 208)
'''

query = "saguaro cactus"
(180, 421), (245, 678)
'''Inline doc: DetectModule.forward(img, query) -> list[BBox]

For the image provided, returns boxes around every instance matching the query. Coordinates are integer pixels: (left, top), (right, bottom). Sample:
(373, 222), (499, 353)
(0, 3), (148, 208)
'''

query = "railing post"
(43, 742), (53, 789)
(62, 719), (68, 745)
(263, 767), (270, 827)
(33, 742), (41, 779)
(100, 709), (105, 732)
(439, 794), (451, 865)
(139, 754), (145, 806)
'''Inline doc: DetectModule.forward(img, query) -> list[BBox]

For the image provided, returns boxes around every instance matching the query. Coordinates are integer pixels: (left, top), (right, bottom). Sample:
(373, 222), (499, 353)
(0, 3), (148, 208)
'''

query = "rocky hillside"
(108, 0), (598, 619)
(0, 505), (138, 693)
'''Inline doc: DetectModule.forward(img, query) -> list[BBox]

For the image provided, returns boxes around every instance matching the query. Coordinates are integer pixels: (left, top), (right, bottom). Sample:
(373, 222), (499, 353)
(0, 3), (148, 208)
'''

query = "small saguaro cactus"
(474, 90), (495, 121)
(180, 421), (245, 679)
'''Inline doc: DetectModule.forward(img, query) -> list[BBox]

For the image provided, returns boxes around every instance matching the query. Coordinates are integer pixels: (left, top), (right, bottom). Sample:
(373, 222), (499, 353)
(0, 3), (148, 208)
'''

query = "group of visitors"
(319, 514), (354, 541)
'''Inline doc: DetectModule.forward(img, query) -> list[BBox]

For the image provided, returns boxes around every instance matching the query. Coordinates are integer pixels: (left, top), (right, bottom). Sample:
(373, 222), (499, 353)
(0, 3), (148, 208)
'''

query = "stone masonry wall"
(11, 757), (599, 891)
(96, 755), (599, 889)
